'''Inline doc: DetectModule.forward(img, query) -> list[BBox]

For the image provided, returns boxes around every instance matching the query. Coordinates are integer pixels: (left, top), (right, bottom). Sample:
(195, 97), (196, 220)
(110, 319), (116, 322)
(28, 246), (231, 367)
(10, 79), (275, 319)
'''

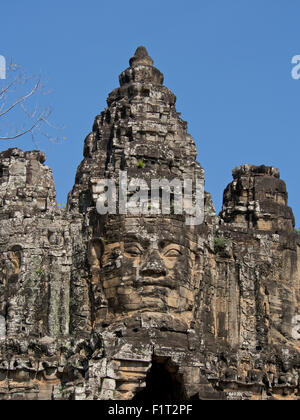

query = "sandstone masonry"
(0, 47), (299, 400)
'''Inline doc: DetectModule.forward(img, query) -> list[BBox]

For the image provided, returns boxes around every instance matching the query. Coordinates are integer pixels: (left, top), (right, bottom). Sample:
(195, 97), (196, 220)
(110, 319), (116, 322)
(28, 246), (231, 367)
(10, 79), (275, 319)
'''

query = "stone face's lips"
(134, 277), (178, 290)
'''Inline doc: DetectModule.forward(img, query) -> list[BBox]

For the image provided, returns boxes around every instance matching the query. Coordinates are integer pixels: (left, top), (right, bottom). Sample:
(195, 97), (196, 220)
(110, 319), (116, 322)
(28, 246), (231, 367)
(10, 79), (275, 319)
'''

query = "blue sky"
(1, 0), (300, 224)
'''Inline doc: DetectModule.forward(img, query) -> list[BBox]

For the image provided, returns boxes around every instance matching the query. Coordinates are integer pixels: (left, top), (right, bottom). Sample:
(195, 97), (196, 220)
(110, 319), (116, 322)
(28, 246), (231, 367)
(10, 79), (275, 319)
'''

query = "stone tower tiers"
(0, 48), (299, 401)
(221, 164), (295, 232)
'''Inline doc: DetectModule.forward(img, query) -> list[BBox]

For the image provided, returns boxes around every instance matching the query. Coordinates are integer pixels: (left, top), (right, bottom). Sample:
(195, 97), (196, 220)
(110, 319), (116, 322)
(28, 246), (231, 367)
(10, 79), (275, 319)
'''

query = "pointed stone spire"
(70, 46), (201, 214)
(119, 46), (164, 86)
(129, 46), (154, 67)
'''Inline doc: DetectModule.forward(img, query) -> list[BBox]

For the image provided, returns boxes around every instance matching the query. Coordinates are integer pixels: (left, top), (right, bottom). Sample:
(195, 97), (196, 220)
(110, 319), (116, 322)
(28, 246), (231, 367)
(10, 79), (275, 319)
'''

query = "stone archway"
(133, 356), (186, 401)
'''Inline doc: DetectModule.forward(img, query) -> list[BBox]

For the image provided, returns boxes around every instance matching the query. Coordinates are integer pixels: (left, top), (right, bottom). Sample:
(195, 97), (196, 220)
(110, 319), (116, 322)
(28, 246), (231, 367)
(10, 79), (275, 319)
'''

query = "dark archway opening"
(133, 357), (186, 401)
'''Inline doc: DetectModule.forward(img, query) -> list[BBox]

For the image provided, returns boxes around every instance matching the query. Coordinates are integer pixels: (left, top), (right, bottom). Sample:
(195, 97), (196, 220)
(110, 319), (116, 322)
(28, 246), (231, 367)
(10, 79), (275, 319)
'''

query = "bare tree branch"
(0, 78), (18, 98)
(0, 61), (63, 143)
(0, 80), (40, 118)
(0, 118), (43, 140)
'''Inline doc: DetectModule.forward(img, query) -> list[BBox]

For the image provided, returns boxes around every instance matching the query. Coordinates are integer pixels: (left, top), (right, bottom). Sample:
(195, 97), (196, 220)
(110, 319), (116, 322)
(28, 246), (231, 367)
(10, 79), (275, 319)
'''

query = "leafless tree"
(0, 61), (64, 143)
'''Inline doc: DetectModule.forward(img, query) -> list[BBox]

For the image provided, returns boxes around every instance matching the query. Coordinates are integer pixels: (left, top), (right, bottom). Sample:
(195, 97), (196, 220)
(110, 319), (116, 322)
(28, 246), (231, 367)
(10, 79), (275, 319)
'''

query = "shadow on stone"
(133, 357), (186, 402)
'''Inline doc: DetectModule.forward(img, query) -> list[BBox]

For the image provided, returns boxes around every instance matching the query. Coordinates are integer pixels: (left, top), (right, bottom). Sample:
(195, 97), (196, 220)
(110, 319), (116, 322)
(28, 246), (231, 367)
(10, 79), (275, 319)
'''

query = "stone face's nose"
(141, 250), (167, 277)
(129, 46), (154, 67)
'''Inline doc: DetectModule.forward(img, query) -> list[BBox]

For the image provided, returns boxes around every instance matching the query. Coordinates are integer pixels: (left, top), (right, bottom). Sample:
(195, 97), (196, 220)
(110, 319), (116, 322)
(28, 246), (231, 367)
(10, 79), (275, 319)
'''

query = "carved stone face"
(99, 218), (198, 318)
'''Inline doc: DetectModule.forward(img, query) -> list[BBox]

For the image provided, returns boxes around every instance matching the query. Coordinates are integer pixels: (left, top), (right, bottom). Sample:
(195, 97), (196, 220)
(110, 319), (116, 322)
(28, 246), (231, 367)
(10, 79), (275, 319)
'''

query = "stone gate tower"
(0, 47), (299, 400)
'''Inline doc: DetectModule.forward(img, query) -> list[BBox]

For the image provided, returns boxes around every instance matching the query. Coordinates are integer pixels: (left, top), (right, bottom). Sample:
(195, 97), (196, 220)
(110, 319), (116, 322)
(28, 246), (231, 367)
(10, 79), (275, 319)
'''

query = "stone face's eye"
(125, 245), (143, 256)
(164, 248), (181, 257)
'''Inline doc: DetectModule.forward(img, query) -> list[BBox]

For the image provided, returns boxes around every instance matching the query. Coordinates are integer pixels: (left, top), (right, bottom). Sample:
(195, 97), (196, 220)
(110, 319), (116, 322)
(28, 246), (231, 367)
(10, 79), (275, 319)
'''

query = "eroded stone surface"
(0, 47), (299, 400)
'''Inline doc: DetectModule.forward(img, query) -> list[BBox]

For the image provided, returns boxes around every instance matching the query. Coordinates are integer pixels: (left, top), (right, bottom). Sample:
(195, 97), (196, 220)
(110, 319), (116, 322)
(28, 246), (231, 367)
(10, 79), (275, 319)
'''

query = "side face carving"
(99, 218), (198, 317)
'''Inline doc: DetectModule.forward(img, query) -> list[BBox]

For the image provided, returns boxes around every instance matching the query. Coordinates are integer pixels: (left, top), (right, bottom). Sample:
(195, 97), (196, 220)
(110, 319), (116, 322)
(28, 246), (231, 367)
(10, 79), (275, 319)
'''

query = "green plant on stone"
(295, 227), (300, 235)
(137, 159), (145, 169)
(36, 267), (44, 276)
(214, 236), (228, 254)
